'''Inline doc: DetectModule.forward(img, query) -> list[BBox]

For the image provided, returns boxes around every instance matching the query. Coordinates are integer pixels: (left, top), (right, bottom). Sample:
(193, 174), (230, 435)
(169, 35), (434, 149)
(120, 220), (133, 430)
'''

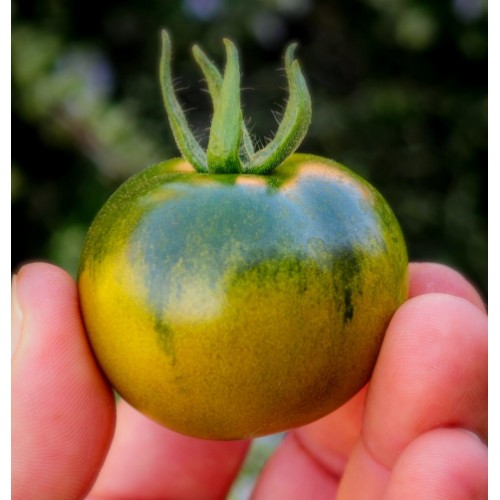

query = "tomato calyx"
(159, 29), (312, 175)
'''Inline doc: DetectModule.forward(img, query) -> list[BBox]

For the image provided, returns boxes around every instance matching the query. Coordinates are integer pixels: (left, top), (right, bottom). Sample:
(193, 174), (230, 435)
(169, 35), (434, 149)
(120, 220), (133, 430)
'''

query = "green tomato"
(78, 31), (408, 440)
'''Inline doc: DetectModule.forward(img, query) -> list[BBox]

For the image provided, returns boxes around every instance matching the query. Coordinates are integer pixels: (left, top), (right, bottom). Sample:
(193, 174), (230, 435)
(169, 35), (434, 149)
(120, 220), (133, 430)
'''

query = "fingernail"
(12, 274), (23, 358)
(460, 428), (487, 446)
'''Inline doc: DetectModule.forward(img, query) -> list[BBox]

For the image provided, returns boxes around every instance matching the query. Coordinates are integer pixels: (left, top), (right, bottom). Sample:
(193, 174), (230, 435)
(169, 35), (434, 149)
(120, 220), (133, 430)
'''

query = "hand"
(12, 262), (487, 499)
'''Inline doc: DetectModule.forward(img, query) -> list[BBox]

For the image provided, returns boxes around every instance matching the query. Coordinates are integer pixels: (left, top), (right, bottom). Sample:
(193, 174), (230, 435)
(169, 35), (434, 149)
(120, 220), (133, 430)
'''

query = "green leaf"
(206, 39), (243, 173)
(245, 43), (312, 175)
(193, 45), (255, 162)
(159, 31), (312, 176)
(192, 45), (222, 101)
(159, 30), (207, 172)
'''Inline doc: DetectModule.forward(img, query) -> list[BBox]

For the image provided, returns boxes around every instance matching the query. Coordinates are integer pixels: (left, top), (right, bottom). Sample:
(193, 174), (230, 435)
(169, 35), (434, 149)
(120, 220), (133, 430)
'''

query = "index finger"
(336, 267), (487, 497)
(253, 262), (487, 498)
(409, 262), (486, 311)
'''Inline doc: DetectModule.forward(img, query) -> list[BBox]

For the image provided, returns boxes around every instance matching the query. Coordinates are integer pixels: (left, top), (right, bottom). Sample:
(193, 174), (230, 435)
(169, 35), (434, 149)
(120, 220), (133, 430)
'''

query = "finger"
(252, 263), (484, 497)
(253, 262), (487, 497)
(366, 293), (488, 451)
(12, 263), (115, 500)
(337, 293), (487, 498)
(252, 432), (340, 499)
(252, 388), (366, 498)
(383, 428), (487, 499)
(89, 400), (250, 500)
(408, 262), (485, 311)
(292, 386), (366, 475)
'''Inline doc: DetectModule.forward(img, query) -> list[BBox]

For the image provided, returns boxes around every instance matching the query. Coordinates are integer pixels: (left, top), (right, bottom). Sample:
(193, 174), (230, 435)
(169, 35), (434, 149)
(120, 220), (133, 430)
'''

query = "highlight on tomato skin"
(77, 31), (409, 440)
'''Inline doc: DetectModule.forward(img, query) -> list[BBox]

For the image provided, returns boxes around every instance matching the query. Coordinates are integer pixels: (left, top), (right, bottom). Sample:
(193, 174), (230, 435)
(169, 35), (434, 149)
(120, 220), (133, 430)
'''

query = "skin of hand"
(11, 262), (487, 500)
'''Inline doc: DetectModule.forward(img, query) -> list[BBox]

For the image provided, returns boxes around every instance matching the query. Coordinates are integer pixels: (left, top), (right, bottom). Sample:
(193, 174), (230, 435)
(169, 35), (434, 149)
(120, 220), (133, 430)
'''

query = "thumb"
(12, 263), (115, 500)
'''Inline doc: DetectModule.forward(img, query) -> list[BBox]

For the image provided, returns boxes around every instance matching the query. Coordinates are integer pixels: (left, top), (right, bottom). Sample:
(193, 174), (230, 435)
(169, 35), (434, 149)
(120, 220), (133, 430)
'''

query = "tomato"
(78, 31), (408, 440)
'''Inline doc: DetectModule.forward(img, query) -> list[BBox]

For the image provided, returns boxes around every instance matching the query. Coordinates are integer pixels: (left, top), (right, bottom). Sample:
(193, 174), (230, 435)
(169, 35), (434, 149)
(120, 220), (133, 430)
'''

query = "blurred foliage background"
(11, 0), (487, 494)
(12, 0), (487, 295)
(12, 0), (488, 298)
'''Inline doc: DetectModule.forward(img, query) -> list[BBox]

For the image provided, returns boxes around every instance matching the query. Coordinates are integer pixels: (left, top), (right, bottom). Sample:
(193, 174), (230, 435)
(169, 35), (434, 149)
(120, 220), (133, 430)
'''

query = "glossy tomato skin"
(78, 153), (408, 440)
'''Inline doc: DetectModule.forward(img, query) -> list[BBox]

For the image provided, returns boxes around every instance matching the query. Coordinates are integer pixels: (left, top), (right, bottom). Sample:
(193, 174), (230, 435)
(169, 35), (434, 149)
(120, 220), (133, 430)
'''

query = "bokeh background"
(11, 0), (487, 495)
(12, 0), (487, 294)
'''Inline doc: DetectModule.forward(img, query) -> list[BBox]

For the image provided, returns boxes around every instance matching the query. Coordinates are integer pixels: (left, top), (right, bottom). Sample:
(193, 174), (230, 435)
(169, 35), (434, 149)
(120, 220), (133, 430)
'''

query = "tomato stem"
(206, 39), (243, 174)
(244, 43), (312, 175)
(192, 45), (255, 163)
(159, 30), (208, 172)
(159, 29), (312, 175)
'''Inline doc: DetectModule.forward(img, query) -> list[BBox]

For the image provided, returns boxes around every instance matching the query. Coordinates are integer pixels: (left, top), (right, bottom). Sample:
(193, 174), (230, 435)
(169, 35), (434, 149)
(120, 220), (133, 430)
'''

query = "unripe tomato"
(78, 31), (408, 440)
